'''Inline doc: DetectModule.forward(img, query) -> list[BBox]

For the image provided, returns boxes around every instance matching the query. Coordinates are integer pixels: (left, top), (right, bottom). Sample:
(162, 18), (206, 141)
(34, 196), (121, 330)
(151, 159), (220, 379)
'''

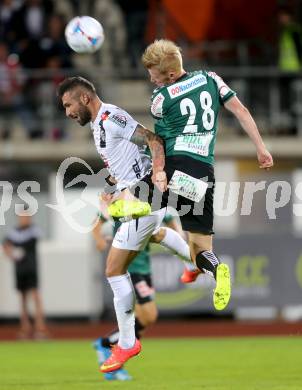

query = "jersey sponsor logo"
(168, 170), (208, 203)
(132, 159), (141, 179)
(99, 126), (106, 148)
(167, 74), (207, 98)
(109, 113), (127, 128)
(174, 132), (214, 158)
(99, 110), (110, 148)
(151, 92), (164, 117)
(101, 111), (110, 121)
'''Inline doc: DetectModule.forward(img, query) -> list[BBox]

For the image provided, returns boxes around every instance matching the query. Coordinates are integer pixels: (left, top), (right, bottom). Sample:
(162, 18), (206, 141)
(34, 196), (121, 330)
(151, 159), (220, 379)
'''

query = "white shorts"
(112, 208), (167, 251)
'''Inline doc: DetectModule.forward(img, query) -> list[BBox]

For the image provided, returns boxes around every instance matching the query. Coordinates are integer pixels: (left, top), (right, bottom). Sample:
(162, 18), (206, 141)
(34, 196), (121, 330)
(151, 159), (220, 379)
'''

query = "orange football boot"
(180, 268), (203, 283)
(100, 339), (142, 373)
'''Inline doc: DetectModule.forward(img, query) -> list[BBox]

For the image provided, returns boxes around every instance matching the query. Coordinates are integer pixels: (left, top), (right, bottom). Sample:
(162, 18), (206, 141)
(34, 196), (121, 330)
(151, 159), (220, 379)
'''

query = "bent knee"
(148, 311), (158, 325)
(140, 306), (158, 326)
(151, 227), (165, 243)
(105, 264), (124, 278)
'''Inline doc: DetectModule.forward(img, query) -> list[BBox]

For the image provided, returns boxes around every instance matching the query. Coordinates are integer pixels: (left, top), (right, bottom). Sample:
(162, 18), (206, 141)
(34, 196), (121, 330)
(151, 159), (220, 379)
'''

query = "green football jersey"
(150, 70), (236, 165)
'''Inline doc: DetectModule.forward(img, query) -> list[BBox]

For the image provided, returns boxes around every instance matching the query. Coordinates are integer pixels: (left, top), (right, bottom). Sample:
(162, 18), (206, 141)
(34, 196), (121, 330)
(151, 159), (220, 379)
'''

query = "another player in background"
(2, 211), (48, 339)
(142, 39), (274, 309)
(92, 211), (192, 381)
(57, 76), (198, 373)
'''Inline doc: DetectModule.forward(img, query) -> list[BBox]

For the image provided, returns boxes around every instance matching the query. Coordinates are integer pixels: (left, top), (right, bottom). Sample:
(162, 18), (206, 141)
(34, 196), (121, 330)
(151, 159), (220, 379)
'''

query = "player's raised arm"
(130, 124), (167, 192)
(224, 96), (274, 170)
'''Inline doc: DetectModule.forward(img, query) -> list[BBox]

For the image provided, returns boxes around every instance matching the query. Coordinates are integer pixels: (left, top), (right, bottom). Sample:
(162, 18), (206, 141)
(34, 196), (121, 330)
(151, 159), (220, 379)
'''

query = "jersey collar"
(91, 105), (105, 129)
(174, 72), (187, 83)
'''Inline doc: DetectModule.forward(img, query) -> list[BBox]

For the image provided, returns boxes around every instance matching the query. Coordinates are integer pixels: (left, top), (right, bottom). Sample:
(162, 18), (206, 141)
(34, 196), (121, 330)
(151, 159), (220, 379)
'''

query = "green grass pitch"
(1, 337), (302, 389)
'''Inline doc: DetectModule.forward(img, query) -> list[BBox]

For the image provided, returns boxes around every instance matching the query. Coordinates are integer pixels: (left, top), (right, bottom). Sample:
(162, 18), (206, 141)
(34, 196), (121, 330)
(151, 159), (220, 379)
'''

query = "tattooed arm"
(130, 124), (167, 192)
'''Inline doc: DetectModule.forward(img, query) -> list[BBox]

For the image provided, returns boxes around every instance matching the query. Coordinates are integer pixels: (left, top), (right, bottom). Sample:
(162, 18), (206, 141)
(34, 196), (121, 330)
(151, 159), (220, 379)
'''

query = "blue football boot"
(93, 337), (132, 381)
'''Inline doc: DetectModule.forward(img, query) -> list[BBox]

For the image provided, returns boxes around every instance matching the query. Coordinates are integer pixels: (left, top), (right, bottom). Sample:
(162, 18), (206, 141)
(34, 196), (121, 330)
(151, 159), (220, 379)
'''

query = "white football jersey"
(91, 103), (152, 190)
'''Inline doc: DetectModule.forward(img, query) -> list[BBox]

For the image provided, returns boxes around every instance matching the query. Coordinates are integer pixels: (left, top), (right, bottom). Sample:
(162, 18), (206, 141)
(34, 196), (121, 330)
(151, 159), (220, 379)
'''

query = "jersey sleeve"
(150, 88), (165, 119)
(207, 71), (236, 104)
(105, 109), (139, 141)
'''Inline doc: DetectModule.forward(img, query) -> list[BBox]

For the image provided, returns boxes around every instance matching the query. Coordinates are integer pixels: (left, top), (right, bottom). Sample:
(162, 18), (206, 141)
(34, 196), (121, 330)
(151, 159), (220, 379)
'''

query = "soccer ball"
(65, 16), (104, 53)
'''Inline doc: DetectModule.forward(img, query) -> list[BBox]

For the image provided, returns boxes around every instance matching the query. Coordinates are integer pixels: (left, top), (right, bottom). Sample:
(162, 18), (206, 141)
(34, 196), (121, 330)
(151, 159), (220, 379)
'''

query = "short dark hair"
(57, 76), (96, 99)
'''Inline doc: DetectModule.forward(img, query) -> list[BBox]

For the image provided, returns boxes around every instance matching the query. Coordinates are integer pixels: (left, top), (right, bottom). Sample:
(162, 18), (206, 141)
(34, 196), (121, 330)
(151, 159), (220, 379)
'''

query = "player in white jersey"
(91, 103), (153, 191)
(57, 76), (195, 373)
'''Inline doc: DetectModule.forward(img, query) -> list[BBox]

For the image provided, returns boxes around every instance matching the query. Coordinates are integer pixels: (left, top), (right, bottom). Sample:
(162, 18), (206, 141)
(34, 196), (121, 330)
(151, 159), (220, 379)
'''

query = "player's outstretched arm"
(224, 96), (274, 170)
(130, 125), (167, 191)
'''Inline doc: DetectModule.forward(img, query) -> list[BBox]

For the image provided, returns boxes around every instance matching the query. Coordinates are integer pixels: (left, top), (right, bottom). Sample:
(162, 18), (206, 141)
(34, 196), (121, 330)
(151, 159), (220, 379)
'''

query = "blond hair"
(142, 39), (183, 74)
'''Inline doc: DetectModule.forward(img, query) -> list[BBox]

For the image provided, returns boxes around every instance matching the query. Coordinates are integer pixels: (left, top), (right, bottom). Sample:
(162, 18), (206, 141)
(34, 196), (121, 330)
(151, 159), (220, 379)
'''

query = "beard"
(78, 104), (92, 126)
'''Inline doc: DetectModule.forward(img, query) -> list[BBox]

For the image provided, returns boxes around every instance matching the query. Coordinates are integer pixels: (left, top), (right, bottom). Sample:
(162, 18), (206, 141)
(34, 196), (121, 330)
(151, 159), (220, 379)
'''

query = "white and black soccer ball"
(65, 16), (104, 53)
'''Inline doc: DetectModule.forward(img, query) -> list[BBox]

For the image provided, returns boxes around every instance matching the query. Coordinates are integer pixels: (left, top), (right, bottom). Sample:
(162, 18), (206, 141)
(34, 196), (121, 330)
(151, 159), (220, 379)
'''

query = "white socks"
(107, 273), (136, 349)
(184, 259), (200, 271)
(157, 227), (198, 271)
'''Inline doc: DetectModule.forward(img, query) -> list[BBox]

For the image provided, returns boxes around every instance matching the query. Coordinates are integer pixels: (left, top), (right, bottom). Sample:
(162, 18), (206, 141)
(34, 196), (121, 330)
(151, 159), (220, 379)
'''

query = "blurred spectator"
(93, 0), (127, 70)
(114, 0), (149, 69)
(0, 0), (22, 48)
(2, 211), (48, 340)
(53, 0), (73, 21)
(68, 0), (94, 15)
(11, 0), (54, 42)
(35, 55), (67, 140)
(5, 5), (72, 140)
(278, 7), (302, 134)
(10, 0), (54, 68)
(39, 13), (72, 68)
(278, 6), (302, 72)
(0, 41), (39, 139)
(34, 14), (71, 139)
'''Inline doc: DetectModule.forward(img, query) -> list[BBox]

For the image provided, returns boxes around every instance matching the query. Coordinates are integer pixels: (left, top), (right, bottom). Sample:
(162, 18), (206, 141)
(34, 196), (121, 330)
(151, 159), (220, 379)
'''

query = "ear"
(169, 72), (176, 82)
(81, 93), (90, 106)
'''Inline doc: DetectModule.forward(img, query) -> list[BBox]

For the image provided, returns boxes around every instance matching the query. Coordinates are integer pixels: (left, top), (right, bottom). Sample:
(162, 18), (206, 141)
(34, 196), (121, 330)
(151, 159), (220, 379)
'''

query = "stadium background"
(0, 0), (302, 388)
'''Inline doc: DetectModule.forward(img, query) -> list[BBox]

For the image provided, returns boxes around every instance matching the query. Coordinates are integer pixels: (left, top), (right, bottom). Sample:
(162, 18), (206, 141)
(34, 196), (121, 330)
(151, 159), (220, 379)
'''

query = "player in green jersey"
(92, 211), (194, 380)
(142, 39), (274, 310)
